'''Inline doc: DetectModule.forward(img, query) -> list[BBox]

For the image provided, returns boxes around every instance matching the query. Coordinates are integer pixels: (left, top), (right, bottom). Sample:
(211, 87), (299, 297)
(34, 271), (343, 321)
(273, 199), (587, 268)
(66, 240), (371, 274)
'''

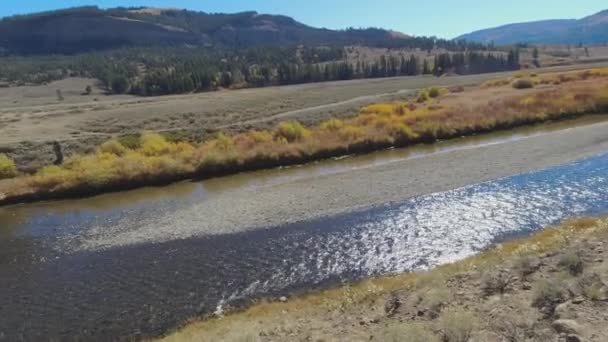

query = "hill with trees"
(0, 6), (485, 55)
(0, 6), (520, 96)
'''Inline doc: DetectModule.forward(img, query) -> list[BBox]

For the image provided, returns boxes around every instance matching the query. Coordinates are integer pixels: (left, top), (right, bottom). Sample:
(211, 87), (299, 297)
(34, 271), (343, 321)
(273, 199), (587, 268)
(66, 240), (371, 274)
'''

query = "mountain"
(0, 6), (414, 55)
(457, 10), (608, 45)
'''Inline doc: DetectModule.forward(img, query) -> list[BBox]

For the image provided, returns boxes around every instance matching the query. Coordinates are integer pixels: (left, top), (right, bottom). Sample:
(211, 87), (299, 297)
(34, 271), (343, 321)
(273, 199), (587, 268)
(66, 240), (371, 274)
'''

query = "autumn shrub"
(98, 139), (128, 156)
(0, 154), (17, 179)
(274, 121), (310, 142)
(416, 89), (430, 103)
(140, 132), (173, 156)
(214, 132), (234, 151)
(428, 86), (446, 98)
(512, 79), (534, 89)
(249, 130), (274, 143)
(117, 134), (141, 149)
(320, 118), (344, 132)
(29, 165), (72, 190)
(5, 69), (608, 200)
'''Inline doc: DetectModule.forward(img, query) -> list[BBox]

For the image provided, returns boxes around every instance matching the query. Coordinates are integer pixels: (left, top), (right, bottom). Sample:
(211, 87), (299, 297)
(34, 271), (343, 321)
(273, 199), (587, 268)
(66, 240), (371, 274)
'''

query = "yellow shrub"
(274, 121), (310, 142)
(0, 154), (17, 179)
(30, 165), (73, 190)
(213, 132), (234, 151)
(320, 118), (344, 132)
(361, 103), (394, 116)
(98, 139), (128, 156)
(249, 130), (273, 143)
(339, 125), (365, 140)
(139, 132), (172, 156)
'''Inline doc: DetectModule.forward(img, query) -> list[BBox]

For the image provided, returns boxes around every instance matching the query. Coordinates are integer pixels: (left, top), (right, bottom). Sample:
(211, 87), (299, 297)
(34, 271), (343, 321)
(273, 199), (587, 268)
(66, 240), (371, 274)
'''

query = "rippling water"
(217, 153), (608, 304)
(1, 153), (607, 341)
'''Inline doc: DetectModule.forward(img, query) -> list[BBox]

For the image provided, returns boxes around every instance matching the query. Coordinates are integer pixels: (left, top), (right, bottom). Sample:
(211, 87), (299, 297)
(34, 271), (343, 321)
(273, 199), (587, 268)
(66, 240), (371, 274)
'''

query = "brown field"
(2, 62), (608, 170)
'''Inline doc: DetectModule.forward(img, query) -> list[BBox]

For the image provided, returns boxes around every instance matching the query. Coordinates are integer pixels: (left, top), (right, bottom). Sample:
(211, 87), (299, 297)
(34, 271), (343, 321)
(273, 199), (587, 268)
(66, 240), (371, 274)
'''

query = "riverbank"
(161, 216), (608, 342)
(2, 143), (608, 340)
(1, 67), (608, 207)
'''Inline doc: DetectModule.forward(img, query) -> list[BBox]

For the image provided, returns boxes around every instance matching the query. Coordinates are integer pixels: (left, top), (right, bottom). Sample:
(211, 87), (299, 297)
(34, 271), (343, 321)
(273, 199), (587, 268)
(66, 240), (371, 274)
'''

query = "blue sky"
(2, 0), (607, 38)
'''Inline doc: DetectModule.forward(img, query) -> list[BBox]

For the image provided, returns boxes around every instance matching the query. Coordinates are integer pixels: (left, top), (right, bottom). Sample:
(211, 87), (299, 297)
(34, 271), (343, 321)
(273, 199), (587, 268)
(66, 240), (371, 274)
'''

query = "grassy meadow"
(1, 68), (608, 203)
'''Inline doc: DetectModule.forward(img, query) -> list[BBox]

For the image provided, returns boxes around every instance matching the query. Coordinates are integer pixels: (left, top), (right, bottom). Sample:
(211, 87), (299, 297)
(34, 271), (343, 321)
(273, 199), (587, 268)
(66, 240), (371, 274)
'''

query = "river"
(1, 116), (608, 341)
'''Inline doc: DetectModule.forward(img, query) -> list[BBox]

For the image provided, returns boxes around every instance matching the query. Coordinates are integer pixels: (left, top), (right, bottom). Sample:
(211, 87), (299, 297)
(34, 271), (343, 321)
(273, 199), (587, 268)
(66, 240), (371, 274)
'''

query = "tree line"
(0, 46), (521, 96)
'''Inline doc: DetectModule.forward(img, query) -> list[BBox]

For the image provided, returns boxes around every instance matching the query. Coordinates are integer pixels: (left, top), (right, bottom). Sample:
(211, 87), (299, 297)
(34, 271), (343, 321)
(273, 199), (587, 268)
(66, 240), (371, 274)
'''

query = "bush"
(214, 132), (234, 151)
(481, 270), (514, 296)
(514, 254), (540, 280)
(249, 131), (273, 143)
(438, 308), (478, 342)
(579, 273), (605, 301)
(532, 279), (565, 309)
(416, 90), (430, 103)
(420, 287), (450, 318)
(139, 133), (172, 156)
(380, 323), (439, 342)
(595, 96), (608, 112)
(320, 118), (344, 132)
(98, 139), (128, 156)
(274, 121), (310, 142)
(428, 86), (445, 98)
(338, 125), (365, 140)
(512, 79), (534, 89)
(558, 252), (584, 276)
(0, 154), (18, 179)
(117, 134), (141, 149)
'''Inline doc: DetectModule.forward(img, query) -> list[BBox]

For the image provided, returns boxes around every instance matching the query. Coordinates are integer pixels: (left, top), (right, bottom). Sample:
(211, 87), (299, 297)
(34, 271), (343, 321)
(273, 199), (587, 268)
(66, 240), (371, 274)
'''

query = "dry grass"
(438, 308), (479, 342)
(2, 70), (608, 202)
(484, 67), (608, 89)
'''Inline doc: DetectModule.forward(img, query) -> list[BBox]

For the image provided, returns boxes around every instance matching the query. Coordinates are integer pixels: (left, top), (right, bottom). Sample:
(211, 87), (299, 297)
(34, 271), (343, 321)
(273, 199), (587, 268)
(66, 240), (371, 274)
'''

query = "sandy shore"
(77, 118), (608, 250)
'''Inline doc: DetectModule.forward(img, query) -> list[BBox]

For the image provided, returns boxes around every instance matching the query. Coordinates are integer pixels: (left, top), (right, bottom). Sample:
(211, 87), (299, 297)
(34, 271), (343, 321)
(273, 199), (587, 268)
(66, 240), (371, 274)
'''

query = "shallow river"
(1, 117), (608, 341)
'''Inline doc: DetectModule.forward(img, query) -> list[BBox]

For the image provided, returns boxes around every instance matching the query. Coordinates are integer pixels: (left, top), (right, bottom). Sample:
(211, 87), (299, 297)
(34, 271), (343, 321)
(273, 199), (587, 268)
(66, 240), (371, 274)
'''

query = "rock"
(552, 320), (585, 336)
(279, 296), (288, 302)
(384, 294), (401, 317)
(566, 334), (583, 342)
(572, 296), (585, 304)
(555, 302), (573, 319)
(522, 282), (532, 290)
(369, 318), (380, 324)
(594, 258), (603, 263)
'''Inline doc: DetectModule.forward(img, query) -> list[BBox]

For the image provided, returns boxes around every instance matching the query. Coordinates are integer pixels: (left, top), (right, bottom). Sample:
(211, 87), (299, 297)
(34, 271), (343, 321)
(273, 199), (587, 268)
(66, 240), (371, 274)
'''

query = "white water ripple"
(220, 153), (608, 303)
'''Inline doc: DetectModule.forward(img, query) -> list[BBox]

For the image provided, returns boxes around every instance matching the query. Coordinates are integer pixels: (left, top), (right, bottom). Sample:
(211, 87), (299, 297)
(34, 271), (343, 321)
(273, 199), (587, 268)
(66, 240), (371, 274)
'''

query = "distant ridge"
(457, 9), (608, 45)
(0, 6), (415, 55)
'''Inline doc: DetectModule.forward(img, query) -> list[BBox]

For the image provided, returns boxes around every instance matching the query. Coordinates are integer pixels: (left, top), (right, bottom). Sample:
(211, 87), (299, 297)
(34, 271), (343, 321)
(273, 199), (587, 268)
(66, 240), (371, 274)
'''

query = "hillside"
(457, 9), (608, 45)
(0, 6), (420, 55)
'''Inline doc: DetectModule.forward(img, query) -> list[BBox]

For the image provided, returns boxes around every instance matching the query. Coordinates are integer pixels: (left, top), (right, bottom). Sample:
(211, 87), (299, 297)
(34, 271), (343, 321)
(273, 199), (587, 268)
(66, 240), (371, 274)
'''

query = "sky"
(1, 0), (607, 38)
